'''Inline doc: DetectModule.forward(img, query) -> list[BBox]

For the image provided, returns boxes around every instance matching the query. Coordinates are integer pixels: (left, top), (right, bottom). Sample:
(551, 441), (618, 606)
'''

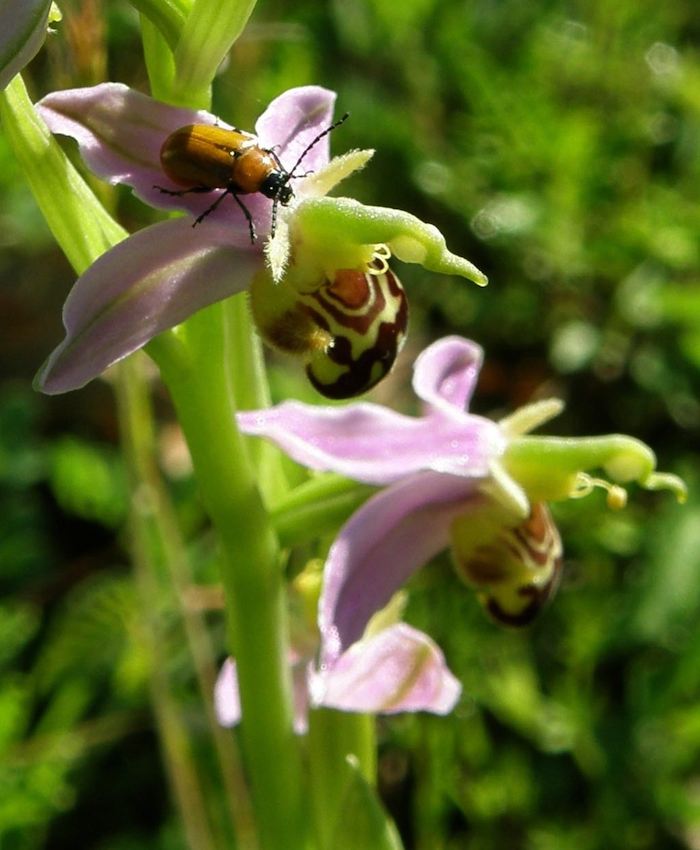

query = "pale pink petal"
(37, 83), (213, 193)
(36, 82), (268, 235)
(319, 471), (478, 664)
(237, 401), (503, 485)
(215, 658), (242, 727)
(255, 86), (336, 174)
(0, 0), (51, 90)
(37, 219), (261, 394)
(215, 655), (309, 735)
(290, 656), (311, 735)
(413, 336), (484, 417)
(310, 623), (461, 715)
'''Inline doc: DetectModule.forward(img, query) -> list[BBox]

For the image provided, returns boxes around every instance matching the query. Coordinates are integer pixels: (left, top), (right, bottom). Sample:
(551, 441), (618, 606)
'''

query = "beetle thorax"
(233, 148), (286, 197)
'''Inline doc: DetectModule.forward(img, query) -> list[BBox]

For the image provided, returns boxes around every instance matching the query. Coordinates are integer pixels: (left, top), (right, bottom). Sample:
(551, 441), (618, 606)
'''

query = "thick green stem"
(224, 296), (288, 504)
(155, 299), (306, 850)
(307, 709), (377, 850)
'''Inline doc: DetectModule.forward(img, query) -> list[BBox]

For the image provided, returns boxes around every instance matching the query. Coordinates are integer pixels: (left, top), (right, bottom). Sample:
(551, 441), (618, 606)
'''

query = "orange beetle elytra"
(155, 113), (349, 243)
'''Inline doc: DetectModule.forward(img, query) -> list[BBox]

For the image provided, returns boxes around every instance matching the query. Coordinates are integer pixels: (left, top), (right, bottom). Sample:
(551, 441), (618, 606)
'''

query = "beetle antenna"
(269, 113), (349, 238)
(288, 112), (350, 179)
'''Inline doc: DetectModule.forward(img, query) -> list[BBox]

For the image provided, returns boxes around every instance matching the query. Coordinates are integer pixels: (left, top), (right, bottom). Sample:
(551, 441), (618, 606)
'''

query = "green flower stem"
(154, 298), (307, 850)
(307, 709), (377, 850)
(223, 296), (288, 504)
(271, 475), (375, 548)
(115, 352), (260, 850)
(142, 30), (303, 848)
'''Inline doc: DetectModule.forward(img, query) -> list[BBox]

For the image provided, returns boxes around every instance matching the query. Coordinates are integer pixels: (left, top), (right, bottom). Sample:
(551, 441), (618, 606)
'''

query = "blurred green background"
(1, 0), (699, 848)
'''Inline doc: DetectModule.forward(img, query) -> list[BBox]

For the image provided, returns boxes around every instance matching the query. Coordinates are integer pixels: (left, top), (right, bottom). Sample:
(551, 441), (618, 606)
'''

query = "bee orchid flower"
(234, 336), (686, 702)
(34, 84), (486, 398)
(215, 567), (462, 732)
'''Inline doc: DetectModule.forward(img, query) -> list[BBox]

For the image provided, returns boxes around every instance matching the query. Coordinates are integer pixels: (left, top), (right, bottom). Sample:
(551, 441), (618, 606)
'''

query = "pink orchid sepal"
(34, 83), (487, 398)
(236, 336), (686, 661)
(0, 0), (56, 91)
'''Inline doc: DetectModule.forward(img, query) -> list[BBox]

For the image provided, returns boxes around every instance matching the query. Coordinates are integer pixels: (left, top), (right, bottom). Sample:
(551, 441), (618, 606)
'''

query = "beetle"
(155, 113), (349, 243)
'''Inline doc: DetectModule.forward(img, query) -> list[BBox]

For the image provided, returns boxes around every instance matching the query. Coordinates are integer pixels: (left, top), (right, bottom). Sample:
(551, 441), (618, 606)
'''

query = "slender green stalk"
(115, 352), (260, 850)
(154, 298), (307, 850)
(270, 475), (374, 548)
(117, 359), (218, 850)
(223, 296), (288, 504)
(307, 709), (377, 850)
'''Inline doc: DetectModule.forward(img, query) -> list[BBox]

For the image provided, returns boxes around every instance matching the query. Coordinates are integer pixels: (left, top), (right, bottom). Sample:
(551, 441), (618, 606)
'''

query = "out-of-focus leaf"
(48, 437), (128, 529)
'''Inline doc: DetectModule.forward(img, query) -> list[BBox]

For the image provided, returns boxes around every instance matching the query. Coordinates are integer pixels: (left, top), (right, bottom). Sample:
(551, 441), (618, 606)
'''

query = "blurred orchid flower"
(34, 84), (486, 397)
(236, 336), (686, 692)
(0, 0), (54, 91)
(215, 566), (461, 733)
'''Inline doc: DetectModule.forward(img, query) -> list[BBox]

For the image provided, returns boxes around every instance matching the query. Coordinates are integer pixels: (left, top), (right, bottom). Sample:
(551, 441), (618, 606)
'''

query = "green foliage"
(48, 437), (128, 530)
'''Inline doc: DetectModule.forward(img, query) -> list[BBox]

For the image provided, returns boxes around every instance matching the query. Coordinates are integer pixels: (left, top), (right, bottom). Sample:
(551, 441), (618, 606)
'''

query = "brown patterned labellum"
(302, 267), (408, 399)
(250, 264), (408, 399)
(456, 502), (563, 627)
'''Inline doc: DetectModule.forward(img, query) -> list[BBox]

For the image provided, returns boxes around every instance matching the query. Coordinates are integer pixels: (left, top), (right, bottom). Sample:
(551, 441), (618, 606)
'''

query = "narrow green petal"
(294, 196), (488, 286)
(504, 435), (687, 503)
(128, 0), (189, 51)
(173, 0), (257, 105)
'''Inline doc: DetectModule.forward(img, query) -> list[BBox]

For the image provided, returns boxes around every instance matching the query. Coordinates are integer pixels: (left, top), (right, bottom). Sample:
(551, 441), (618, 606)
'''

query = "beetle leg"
(190, 189), (256, 243)
(153, 184), (257, 242)
(153, 184), (212, 196)
(228, 193), (257, 243)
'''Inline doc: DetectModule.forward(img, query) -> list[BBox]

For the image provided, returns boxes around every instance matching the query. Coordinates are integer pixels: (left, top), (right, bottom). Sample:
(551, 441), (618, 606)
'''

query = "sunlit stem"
(308, 709), (377, 850)
(153, 297), (307, 850)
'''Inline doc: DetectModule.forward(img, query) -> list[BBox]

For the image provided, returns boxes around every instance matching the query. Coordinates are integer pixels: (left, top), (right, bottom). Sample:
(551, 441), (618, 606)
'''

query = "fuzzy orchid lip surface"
(237, 336), (686, 676)
(34, 84), (488, 396)
(0, 0), (53, 91)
